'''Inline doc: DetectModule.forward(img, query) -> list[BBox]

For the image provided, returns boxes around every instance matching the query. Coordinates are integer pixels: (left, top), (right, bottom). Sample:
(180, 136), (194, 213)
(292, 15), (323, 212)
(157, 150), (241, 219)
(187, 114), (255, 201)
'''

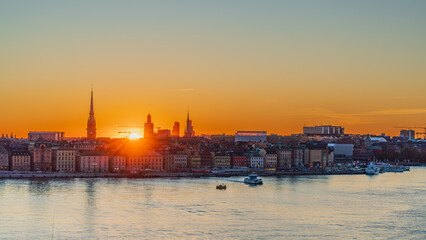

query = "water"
(0, 168), (425, 240)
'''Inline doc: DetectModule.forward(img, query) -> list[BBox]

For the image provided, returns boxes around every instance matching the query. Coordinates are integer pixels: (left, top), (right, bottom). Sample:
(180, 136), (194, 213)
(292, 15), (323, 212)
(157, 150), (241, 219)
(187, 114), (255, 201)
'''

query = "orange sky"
(0, 1), (425, 138)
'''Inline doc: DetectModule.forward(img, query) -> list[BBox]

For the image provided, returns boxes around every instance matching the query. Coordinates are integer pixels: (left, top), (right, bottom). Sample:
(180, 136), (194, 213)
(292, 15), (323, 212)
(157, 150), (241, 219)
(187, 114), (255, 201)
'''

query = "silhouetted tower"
(86, 87), (97, 139)
(172, 122), (180, 137)
(184, 110), (195, 137)
(144, 114), (154, 138)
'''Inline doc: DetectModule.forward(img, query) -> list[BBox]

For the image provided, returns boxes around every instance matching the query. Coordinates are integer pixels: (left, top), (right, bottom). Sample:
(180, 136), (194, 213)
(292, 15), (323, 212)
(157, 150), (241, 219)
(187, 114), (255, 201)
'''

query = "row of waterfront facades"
(0, 147), (334, 173)
(0, 139), (335, 173)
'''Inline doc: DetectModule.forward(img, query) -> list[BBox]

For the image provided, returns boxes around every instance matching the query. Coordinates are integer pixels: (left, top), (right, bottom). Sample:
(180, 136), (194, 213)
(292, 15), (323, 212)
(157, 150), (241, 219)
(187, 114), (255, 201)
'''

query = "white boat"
(244, 174), (263, 184)
(365, 163), (381, 175)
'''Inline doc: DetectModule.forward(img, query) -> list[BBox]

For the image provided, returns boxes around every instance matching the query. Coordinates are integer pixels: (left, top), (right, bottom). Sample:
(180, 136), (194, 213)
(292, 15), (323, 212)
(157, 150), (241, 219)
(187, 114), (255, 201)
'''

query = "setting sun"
(129, 132), (142, 140)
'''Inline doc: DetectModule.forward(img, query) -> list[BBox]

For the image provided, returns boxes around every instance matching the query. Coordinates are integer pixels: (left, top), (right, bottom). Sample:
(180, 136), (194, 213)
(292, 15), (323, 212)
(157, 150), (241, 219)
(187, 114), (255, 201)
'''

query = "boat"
(365, 163), (381, 175)
(216, 184), (226, 190)
(244, 174), (263, 184)
(381, 163), (408, 173)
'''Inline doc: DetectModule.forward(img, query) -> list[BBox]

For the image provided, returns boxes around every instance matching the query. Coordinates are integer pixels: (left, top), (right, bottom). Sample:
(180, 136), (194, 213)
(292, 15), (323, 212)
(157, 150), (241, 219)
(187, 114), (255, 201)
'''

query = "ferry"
(244, 174), (263, 184)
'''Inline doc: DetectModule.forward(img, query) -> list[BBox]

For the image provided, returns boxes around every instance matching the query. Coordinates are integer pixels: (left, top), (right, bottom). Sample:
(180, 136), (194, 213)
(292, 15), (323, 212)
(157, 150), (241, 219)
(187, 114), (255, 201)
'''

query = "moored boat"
(365, 163), (381, 175)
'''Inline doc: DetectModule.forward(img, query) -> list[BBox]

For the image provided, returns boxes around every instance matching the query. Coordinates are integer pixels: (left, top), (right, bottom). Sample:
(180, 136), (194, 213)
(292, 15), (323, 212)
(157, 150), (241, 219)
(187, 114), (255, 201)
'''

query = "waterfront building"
(163, 153), (174, 171)
(277, 149), (292, 168)
(201, 150), (214, 168)
(307, 149), (334, 168)
(184, 111), (195, 137)
(214, 154), (231, 168)
(28, 131), (64, 141)
(235, 131), (267, 143)
(309, 149), (322, 168)
(52, 148), (76, 172)
(264, 153), (278, 169)
(292, 148), (304, 168)
(173, 154), (188, 169)
(30, 138), (52, 171)
(328, 143), (354, 163)
(303, 125), (344, 136)
(248, 155), (264, 168)
(303, 148), (310, 167)
(231, 155), (248, 168)
(0, 147), (9, 170)
(79, 151), (108, 172)
(144, 114), (154, 139)
(172, 122), (180, 137)
(10, 151), (31, 171)
(87, 87), (97, 139)
(186, 151), (201, 168)
(109, 155), (126, 172)
(128, 151), (163, 171)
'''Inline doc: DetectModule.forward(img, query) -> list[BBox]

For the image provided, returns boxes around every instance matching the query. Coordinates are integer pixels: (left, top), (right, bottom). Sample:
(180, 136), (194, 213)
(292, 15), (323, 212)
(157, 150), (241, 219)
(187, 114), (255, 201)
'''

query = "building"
(79, 151), (108, 172)
(307, 149), (334, 168)
(248, 155), (264, 168)
(52, 148), (76, 172)
(87, 87), (97, 139)
(163, 153), (174, 171)
(144, 114), (154, 139)
(28, 131), (64, 141)
(109, 155), (126, 172)
(184, 111), (195, 137)
(214, 154), (231, 168)
(173, 154), (188, 169)
(128, 151), (163, 171)
(292, 148), (304, 167)
(303, 125), (344, 136)
(201, 150), (214, 168)
(328, 144), (353, 162)
(400, 130), (416, 140)
(172, 122), (180, 137)
(264, 153), (278, 169)
(235, 131), (267, 142)
(157, 129), (171, 139)
(10, 151), (31, 171)
(277, 149), (292, 168)
(187, 151), (201, 169)
(30, 139), (52, 171)
(231, 155), (247, 168)
(0, 147), (9, 170)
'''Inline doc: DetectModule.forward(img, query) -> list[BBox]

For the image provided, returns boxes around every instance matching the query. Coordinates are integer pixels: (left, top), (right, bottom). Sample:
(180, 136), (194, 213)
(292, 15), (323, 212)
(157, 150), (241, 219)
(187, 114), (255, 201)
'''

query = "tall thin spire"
(87, 86), (97, 139)
(187, 108), (190, 121)
(90, 85), (94, 116)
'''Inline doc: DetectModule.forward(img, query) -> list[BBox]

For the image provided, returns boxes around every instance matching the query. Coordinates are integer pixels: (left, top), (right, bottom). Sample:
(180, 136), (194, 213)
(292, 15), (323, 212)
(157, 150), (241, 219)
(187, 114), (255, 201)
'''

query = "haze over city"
(1, 1), (425, 138)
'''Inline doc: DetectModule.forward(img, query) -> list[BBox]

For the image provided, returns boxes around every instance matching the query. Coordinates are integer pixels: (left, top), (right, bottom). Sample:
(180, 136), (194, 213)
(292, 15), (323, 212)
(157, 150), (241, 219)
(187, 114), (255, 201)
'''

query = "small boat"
(216, 184), (226, 190)
(244, 174), (263, 184)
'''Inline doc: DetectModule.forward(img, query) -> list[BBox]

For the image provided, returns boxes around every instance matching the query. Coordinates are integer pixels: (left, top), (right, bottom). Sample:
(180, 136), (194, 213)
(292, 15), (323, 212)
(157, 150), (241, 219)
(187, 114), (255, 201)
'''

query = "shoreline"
(0, 170), (369, 179)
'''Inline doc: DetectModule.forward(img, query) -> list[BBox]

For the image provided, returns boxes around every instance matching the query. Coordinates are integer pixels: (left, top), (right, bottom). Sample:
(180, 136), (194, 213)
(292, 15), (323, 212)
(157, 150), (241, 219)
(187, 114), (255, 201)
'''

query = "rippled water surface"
(0, 167), (425, 239)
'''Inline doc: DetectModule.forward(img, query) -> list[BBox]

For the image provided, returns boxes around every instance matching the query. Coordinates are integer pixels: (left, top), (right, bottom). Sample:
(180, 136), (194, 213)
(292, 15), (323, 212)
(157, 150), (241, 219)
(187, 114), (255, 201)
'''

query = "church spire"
(87, 86), (97, 139)
(90, 85), (94, 116)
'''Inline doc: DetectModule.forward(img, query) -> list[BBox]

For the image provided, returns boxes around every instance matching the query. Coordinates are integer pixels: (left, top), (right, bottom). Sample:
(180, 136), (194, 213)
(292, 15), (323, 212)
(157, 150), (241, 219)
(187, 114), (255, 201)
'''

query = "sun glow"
(129, 132), (142, 140)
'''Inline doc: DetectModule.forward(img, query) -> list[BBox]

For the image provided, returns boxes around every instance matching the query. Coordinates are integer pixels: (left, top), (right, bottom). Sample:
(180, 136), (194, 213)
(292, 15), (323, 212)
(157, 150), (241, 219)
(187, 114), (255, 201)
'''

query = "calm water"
(0, 168), (425, 240)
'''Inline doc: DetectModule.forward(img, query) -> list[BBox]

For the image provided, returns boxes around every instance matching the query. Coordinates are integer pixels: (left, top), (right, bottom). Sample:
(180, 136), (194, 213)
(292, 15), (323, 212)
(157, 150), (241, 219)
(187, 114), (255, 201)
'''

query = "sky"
(0, 0), (425, 138)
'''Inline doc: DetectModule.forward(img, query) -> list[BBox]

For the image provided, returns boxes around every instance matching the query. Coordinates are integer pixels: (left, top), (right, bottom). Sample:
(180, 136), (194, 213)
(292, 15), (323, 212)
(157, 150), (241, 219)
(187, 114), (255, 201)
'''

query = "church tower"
(184, 110), (195, 137)
(86, 87), (97, 139)
(144, 113), (154, 138)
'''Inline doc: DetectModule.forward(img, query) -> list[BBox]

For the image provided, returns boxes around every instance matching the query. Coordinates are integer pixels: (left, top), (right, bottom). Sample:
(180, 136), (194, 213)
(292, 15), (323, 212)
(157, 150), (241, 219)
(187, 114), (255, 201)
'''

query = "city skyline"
(1, 86), (426, 138)
(1, 1), (426, 138)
